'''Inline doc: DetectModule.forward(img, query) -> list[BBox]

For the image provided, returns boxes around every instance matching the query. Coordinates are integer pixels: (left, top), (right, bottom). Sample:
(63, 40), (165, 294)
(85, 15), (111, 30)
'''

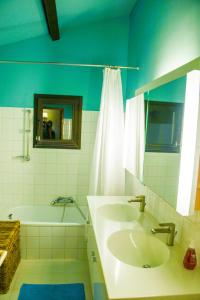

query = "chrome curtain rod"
(0, 60), (139, 70)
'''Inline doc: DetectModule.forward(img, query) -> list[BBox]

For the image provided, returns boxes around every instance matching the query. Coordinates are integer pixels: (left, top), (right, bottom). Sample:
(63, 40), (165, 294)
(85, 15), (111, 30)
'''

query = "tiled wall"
(0, 107), (98, 209)
(143, 152), (180, 208)
(20, 224), (87, 260)
(125, 171), (200, 265)
(2, 106), (200, 264)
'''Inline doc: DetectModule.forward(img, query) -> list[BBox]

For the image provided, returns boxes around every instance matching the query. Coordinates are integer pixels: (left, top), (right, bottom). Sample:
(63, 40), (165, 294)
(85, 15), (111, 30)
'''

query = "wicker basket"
(0, 221), (21, 294)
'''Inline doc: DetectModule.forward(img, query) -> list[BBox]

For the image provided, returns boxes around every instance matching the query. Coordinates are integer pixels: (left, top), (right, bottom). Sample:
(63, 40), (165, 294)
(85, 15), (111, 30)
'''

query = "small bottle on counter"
(183, 241), (197, 270)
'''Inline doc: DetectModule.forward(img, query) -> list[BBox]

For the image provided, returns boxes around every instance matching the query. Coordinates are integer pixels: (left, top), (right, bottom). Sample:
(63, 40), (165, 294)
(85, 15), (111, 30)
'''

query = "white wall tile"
(27, 248), (39, 259)
(20, 247), (27, 259)
(39, 226), (52, 236)
(27, 237), (39, 248)
(52, 249), (65, 259)
(77, 249), (87, 260)
(26, 226), (40, 237)
(0, 108), (98, 208)
(143, 152), (180, 208)
(65, 237), (78, 249)
(66, 226), (79, 237)
(20, 226), (27, 237)
(39, 237), (52, 248)
(52, 237), (65, 249)
(39, 248), (52, 259)
(20, 224), (86, 260)
(65, 248), (78, 259)
(52, 227), (65, 236)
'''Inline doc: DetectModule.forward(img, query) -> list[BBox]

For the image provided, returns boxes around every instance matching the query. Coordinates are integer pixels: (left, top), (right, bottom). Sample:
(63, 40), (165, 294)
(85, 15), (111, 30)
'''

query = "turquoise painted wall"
(0, 17), (129, 110)
(127, 0), (200, 98)
(144, 76), (186, 103)
(2, 1), (197, 108)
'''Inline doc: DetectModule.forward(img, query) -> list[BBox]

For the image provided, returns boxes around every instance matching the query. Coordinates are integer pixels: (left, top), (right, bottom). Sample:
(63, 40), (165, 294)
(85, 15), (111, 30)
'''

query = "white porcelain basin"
(97, 203), (140, 222)
(107, 230), (169, 268)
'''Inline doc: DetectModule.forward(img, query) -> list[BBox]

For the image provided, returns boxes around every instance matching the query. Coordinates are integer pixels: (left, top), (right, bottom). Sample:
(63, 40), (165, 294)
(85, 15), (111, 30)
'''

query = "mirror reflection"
(42, 104), (73, 140)
(143, 76), (186, 208)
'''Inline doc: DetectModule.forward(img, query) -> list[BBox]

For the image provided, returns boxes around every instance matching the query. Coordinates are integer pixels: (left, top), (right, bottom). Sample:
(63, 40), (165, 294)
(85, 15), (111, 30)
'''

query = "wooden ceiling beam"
(42, 0), (60, 41)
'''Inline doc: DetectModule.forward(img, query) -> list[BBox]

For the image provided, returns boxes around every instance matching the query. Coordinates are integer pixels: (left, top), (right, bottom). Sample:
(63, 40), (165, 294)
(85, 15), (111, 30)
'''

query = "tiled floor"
(0, 259), (92, 300)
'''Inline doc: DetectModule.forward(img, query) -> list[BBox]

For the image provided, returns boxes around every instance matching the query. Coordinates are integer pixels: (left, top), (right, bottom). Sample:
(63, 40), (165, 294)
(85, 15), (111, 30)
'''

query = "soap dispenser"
(183, 241), (197, 270)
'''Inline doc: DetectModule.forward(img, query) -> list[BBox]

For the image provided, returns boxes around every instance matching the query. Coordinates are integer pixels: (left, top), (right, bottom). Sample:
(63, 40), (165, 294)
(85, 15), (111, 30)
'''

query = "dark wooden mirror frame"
(33, 94), (82, 149)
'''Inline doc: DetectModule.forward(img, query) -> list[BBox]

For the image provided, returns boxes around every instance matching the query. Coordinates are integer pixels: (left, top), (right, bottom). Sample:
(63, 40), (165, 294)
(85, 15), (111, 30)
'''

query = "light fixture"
(177, 70), (200, 215)
(43, 111), (48, 119)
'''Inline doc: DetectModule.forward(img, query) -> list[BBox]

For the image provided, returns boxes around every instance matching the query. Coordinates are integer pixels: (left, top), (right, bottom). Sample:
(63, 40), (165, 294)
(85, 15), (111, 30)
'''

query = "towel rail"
(14, 109), (31, 162)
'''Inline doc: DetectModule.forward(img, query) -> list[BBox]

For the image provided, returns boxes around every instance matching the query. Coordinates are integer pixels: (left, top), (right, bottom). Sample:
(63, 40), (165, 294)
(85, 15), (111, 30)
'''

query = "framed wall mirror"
(33, 94), (82, 149)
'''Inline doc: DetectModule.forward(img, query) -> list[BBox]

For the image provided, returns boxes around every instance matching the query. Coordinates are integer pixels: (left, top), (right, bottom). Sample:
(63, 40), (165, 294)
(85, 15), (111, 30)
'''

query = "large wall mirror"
(33, 94), (82, 149)
(143, 76), (186, 209)
(135, 56), (200, 215)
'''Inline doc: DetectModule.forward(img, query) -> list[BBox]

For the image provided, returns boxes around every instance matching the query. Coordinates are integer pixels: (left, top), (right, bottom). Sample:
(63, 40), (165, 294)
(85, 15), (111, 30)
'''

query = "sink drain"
(142, 264), (151, 268)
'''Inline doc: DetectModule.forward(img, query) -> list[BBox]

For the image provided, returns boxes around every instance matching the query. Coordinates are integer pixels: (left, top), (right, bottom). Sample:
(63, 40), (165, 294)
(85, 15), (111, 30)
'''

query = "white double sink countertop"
(87, 196), (200, 300)
(0, 250), (7, 267)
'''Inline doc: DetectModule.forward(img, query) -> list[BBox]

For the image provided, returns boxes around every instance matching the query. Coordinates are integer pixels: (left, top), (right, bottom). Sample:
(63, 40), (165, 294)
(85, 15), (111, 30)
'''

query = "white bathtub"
(3, 205), (87, 225)
(1, 205), (88, 260)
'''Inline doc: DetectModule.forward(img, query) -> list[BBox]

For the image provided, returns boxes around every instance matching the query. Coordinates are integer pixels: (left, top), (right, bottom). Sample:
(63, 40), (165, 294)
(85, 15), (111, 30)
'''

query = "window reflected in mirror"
(145, 101), (183, 153)
(34, 94), (82, 149)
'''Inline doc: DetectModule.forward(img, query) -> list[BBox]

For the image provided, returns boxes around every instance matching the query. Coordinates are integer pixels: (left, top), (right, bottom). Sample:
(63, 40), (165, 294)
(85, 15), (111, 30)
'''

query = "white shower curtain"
(123, 94), (145, 182)
(89, 68), (125, 195)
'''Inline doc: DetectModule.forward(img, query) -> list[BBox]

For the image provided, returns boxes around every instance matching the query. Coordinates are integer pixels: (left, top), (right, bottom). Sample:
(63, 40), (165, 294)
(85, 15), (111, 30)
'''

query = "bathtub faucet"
(50, 196), (74, 206)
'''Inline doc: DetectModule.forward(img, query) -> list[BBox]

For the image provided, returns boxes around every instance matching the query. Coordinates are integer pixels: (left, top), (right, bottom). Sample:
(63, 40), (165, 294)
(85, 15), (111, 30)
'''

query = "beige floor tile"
(8, 291), (19, 300)
(0, 259), (92, 300)
(0, 294), (10, 300)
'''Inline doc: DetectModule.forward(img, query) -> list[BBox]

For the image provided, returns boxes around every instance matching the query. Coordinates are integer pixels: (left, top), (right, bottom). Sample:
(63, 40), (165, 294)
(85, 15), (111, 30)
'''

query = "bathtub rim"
(20, 221), (86, 226)
(2, 204), (88, 226)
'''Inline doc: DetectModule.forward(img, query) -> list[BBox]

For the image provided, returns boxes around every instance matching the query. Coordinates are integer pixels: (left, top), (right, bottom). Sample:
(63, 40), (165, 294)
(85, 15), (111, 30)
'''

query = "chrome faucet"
(128, 195), (146, 212)
(50, 196), (74, 206)
(151, 223), (176, 246)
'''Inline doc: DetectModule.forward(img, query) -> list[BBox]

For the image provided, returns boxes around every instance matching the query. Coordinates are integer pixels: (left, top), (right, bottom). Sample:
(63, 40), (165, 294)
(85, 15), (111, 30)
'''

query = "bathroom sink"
(107, 230), (169, 268)
(97, 203), (140, 222)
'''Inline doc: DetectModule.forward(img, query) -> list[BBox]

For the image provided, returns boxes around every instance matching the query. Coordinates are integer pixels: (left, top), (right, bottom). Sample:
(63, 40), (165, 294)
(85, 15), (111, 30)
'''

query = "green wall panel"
(144, 76), (186, 103)
(127, 0), (200, 98)
(0, 17), (129, 110)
